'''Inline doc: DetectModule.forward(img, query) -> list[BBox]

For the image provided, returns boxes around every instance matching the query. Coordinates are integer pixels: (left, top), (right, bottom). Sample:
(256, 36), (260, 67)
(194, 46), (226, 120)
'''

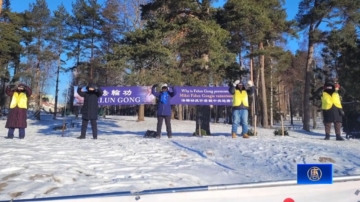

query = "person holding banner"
(76, 83), (103, 139)
(152, 83), (177, 139)
(228, 80), (255, 138)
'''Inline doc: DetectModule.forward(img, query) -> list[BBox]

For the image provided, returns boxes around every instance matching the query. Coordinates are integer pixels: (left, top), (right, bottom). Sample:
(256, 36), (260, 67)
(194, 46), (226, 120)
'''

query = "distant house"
(41, 95), (63, 113)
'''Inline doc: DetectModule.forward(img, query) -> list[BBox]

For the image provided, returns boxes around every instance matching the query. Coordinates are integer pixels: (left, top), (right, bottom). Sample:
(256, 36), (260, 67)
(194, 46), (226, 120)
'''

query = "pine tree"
(23, 0), (52, 120)
(322, 22), (360, 102)
(222, 0), (293, 128)
(100, 0), (123, 85)
(49, 4), (70, 118)
(140, 0), (234, 133)
(295, 0), (360, 131)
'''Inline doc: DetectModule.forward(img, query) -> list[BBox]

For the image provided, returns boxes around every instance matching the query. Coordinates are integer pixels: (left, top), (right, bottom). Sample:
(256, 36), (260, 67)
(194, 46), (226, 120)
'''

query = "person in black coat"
(76, 83), (103, 139)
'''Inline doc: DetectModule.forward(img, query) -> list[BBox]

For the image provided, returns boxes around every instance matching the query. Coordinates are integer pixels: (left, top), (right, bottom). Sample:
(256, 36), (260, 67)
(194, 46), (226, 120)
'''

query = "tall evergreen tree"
(222, 0), (293, 128)
(0, 0), (23, 76)
(66, 0), (87, 64)
(100, 0), (123, 86)
(49, 4), (70, 118)
(66, 0), (90, 117)
(23, 0), (52, 120)
(82, 0), (103, 81)
(141, 0), (234, 133)
(322, 22), (360, 102)
(295, 0), (360, 131)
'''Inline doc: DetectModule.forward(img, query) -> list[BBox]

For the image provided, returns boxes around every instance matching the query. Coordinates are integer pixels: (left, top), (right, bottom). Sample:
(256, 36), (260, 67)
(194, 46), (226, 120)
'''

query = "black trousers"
(80, 119), (98, 138)
(157, 116), (172, 137)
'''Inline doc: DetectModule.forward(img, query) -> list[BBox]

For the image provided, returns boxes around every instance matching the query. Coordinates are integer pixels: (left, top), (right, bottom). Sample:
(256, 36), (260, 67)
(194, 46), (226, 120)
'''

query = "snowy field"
(0, 114), (360, 200)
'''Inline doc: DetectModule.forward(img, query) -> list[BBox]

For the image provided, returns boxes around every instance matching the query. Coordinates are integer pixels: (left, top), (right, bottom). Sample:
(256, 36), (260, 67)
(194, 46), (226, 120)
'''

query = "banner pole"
(62, 83), (69, 137)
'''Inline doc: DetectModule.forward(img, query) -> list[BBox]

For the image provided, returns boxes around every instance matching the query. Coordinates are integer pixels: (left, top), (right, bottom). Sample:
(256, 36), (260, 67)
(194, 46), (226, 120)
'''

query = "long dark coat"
(5, 85), (32, 128)
(77, 86), (103, 120)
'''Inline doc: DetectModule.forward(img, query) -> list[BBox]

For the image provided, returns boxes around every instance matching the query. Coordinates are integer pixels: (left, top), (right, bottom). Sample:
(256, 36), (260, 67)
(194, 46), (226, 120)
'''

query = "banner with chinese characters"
(171, 86), (233, 105)
(73, 86), (233, 106)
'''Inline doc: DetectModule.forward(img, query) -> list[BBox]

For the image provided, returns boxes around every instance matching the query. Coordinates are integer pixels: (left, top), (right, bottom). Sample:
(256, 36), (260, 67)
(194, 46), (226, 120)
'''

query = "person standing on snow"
(151, 83), (177, 139)
(76, 83), (103, 139)
(5, 82), (32, 139)
(315, 78), (345, 140)
(228, 80), (255, 138)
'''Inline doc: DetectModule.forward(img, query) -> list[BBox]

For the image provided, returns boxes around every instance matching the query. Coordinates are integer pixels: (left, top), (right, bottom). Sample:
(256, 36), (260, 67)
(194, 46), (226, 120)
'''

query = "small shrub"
(274, 128), (289, 136)
(247, 129), (257, 136)
(193, 129), (208, 136)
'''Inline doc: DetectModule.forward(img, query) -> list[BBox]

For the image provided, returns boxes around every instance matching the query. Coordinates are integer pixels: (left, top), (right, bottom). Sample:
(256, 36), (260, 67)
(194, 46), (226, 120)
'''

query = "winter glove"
(9, 84), (17, 91)
(247, 80), (254, 87)
(228, 81), (232, 87)
(87, 84), (96, 91)
(18, 84), (26, 88)
(78, 85), (86, 92)
(339, 109), (345, 116)
(233, 80), (240, 87)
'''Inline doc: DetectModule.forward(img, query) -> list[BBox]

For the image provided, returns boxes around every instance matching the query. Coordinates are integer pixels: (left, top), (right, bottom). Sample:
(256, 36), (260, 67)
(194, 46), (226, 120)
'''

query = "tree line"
(0, 0), (359, 134)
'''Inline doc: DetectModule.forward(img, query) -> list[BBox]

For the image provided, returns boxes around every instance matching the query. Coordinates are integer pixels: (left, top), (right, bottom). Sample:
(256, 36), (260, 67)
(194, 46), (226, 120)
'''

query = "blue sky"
(11, 0), (302, 103)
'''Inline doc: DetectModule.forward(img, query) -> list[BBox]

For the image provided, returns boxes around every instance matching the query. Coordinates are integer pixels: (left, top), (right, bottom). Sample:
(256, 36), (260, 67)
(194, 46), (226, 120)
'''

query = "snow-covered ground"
(0, 114), (359, 200)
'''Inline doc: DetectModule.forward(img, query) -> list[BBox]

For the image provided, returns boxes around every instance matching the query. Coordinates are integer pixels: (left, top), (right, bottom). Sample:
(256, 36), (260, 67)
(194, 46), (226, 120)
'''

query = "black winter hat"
(87, 83), (97, 88)
(324, 78), (334, 86)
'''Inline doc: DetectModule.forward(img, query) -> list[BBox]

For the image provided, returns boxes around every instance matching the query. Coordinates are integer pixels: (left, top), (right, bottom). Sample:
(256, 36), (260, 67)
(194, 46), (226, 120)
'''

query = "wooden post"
(281, 114), (284, 136)
(254, 115), (257, 136)
(0, 0), (3, 15)
(62, 84), (69, 137)
(198, 113), (201, 136)
(61, 114), (66, 137)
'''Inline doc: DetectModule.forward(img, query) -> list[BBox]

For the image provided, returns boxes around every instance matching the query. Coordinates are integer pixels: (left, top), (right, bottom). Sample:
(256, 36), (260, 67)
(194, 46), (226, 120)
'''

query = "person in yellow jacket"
(315, 78), (345, 141)
(5, 83), (32, 139)
(228, 80), (255, 138)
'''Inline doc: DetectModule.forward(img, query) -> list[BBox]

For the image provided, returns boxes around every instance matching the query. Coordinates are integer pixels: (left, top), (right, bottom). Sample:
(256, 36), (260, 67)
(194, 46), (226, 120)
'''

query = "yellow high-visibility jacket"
(232, 90), (249, 107)
(321, 91), (342, 110)
(10, 92), (28, 109)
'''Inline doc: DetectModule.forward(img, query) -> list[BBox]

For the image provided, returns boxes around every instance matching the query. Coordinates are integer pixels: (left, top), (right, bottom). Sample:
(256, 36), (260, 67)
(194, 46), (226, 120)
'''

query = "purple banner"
(171, 86), (232, 105)
(73, 86), (232, 106)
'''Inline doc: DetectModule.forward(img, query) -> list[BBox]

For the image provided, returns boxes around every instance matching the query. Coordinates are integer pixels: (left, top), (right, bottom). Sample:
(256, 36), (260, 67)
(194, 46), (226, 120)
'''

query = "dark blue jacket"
(152, 87), (177, 117)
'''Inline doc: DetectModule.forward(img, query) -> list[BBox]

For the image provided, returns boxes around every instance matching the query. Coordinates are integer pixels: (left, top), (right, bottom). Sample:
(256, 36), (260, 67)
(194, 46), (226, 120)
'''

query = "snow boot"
(243, 134), (249, 138)
(77, 136), (85, 139)
(232, 132), (237, 138)
(336, 134), (344, 141)
(167, 133), (172, 139)
(324, 134), (330, 140)
(19, 129), (25, 139)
